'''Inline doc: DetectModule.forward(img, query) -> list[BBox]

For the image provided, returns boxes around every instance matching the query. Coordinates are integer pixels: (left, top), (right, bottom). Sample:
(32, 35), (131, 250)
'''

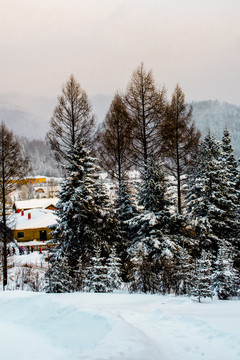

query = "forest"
(1, 64), (240, 301)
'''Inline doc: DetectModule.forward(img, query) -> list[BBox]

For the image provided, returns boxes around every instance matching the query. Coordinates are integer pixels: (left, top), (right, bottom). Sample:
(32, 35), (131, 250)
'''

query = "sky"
(0, 0), (240, 105)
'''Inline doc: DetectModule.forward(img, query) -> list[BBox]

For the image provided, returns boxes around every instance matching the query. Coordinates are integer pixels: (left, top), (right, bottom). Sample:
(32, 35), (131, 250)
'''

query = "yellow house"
(9, 176), (47, 185)
(12, 208), (58, 250)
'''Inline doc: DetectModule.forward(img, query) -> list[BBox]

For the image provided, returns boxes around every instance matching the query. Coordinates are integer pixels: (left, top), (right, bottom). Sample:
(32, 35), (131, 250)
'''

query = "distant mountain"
(0, 93), (56, 140)
(0, 94), (240, 159)
(191, 100), (240, 159)
(0, 93), (112, 140)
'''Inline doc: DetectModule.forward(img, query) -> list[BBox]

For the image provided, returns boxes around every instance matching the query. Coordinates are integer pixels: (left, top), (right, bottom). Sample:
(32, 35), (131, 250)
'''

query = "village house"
(13, 198), (59, 213)
(11, 208), (58, 251)
(11, 198), (59, 251)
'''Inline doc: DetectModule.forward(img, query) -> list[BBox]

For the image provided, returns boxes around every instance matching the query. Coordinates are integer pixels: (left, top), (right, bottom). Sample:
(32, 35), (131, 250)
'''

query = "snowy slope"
(0, 291), (239, 360)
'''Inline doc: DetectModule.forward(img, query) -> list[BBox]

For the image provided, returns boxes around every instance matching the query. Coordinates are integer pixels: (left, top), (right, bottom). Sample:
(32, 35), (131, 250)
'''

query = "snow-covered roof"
(14, 198), (59, 211)
(11, 208), (58, 230)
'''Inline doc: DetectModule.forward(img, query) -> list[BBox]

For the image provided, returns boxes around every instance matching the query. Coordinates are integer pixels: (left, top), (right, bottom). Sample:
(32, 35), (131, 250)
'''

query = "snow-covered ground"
(0, 289), (239, 359)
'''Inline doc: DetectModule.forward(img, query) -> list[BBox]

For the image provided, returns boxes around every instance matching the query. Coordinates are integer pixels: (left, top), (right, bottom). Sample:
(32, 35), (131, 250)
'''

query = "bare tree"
(124, 63), (166, 168)
(160, 84), (201, 214)
(0, 122), (31, 289)
(46, 74), (95, 165)
(96, 93), (133, 182)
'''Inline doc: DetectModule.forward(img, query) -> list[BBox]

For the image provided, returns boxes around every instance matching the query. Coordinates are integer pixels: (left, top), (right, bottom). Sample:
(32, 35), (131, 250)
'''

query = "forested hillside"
(19, 137), (62, 177)
(1, 96), (240, 177)
(1, 72), (239, 304)
(192, 100), (240, 159)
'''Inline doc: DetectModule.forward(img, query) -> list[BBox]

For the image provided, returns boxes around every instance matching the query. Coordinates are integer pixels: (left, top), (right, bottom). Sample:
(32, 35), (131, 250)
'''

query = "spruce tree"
(221, 129), (239, 179)
(117, 178), (137, 281)
(212, 246), (237, 299)
(129, 247), (160, 293)
(187, 132), (238, 259)
(190, 251), (214, 302)
(128, 158), (186, 293)
(85, 246), (110, 293)
(106, 246), (122, 291)
(221, 129), (240, 269)
(173, 246), (194, 295)
(49, 253), (73, 293)
(74, 257), (87, 291)
(49, 140), (117, 291)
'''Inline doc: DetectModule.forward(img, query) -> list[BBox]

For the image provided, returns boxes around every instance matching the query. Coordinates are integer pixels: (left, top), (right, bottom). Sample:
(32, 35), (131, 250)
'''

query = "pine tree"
(106, 246), (122, 291)
(49, 253), (73, 293)
(129, 246), (160, 293)
(124, 63), (166, 167)
(117, 178), (137, 281)
(212, 246), (237, 299)
(118, 179), (137, 224)
(221, 129), (240, 269)
(221, 129), (239, 179)
(46, 74), (95, 165)
(173, 246), (194, 295)
(128, 158), (186, 293)
(187, 132), (238, 258)
(96, 93), (133, 182)
(138, 157), (171, 212)
(49, 140), (118, 291)
(190, 251), (214, 302)
(74, 257), (87, 291)
(85, 246), (110, 293)
(160, 84), (201, 214)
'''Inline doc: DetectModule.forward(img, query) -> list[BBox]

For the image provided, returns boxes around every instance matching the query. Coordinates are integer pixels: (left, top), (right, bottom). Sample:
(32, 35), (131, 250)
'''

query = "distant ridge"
(0, 94), (239, 158)
(191, 100), (240, 159)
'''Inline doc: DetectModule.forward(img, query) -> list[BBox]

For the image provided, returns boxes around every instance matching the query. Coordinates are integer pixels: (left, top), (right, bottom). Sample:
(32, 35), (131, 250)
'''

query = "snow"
(0, 289), (239, 359)
(14, 197), (59, 211)
(10, 208), (58, 230)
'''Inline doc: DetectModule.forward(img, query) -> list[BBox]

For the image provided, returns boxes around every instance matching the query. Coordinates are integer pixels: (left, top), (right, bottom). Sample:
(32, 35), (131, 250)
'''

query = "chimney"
(21, 210), (24, 216)
(17, 209), (20, 214)
(28, 212), (31, 220)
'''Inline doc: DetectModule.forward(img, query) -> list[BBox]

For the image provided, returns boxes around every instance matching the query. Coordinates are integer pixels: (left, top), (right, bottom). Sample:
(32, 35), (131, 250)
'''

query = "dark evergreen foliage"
(128, 158), (189, 293)
(187, 131), (239, 258)
(190, 251), (214, 302)
(47, 141), (119, 292)
(84, 246), (110, 293)
(212, 246), (237, 300)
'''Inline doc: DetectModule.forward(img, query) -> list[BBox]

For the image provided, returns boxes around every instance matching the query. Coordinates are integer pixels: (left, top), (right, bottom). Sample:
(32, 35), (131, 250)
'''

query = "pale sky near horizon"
(1, 0), (240, 105)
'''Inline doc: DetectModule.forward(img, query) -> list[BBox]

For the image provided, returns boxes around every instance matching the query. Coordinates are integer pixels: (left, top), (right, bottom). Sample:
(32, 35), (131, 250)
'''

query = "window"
(17, 232), (24, 239)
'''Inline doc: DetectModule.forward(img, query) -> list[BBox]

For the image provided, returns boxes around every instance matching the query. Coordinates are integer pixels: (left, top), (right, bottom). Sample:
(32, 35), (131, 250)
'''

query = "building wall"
(13, 228), (52, 242)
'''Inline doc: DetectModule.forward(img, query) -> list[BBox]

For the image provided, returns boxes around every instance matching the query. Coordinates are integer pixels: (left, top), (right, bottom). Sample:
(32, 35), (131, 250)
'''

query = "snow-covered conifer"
(49, 140), (118, 291)
(138, 157), (170, 212)
(173, 246), (194, 295)
(118, 179), (137, 223)
(129, 246), (159, 293)
(74, 257), (87, 291)
(85, 246), (110, 293)
(128, 158), (187, 293)
(49, 253), (73, 293)
(106, 246), (122, 291)
(190, 251), (214, 302)
(117, 178), (137, 280)
(187, 132), (238, 259)
(212, 246), (237, 299)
